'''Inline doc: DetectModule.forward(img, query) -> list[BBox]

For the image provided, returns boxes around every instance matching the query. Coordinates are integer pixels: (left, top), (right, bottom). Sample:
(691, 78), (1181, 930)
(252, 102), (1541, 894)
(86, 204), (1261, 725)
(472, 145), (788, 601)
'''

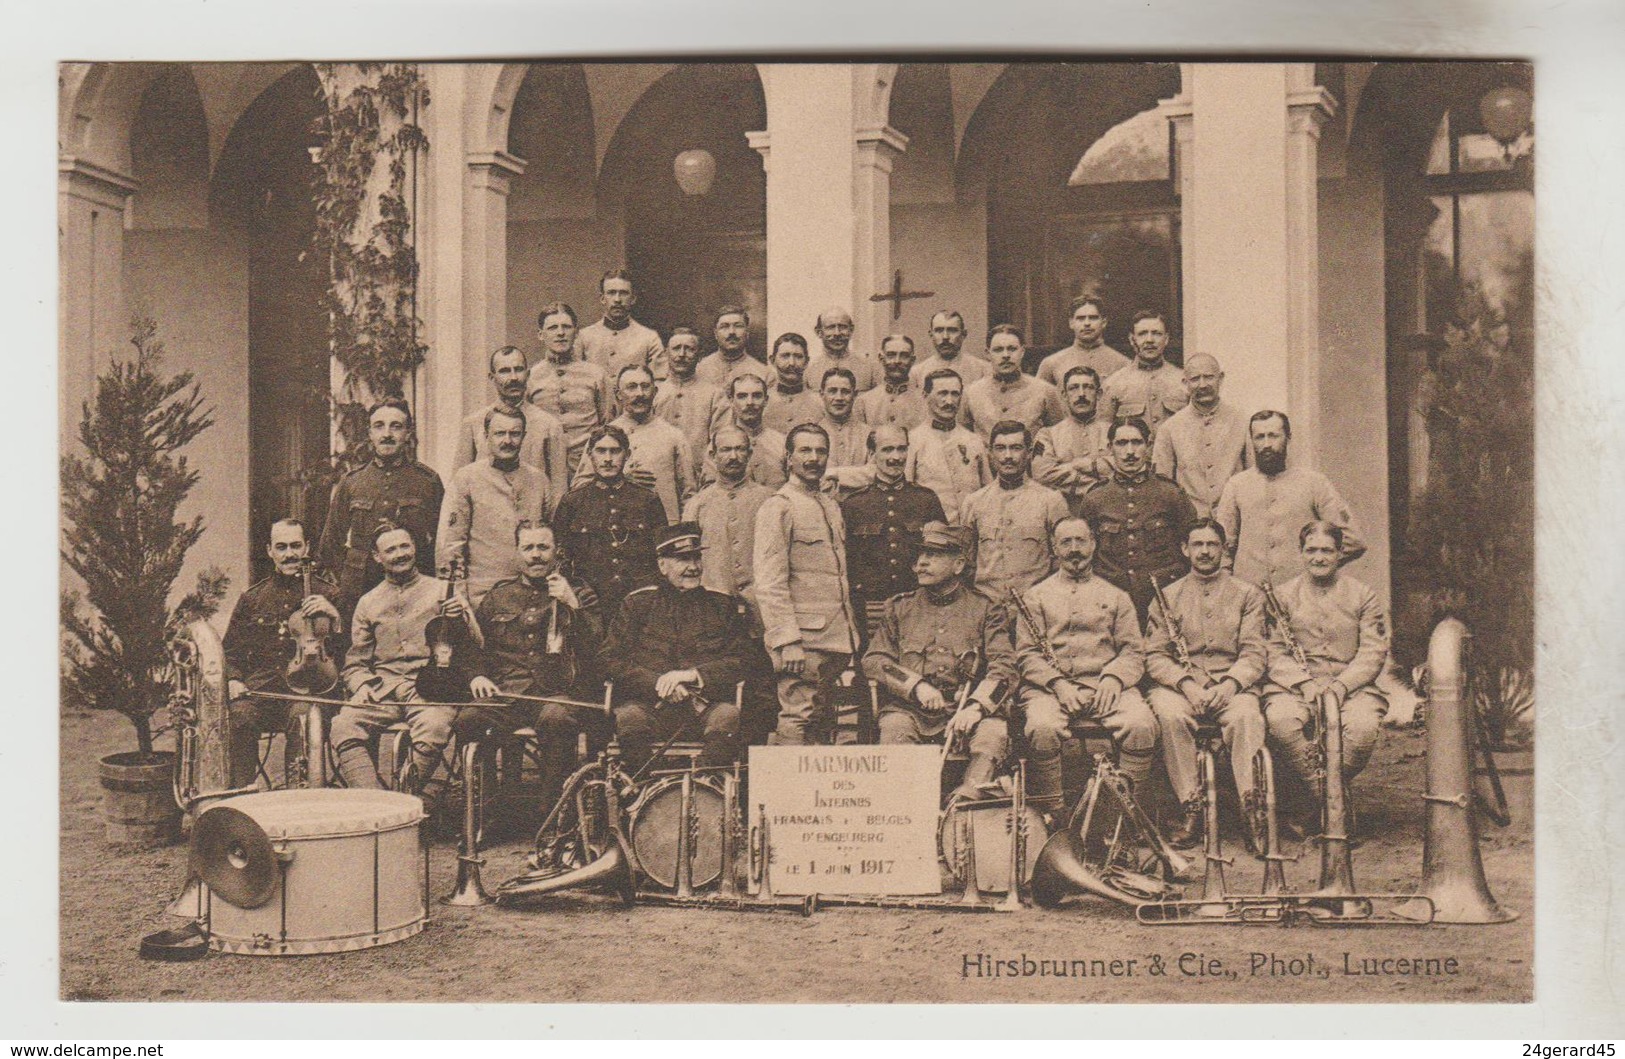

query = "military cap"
(655, 521), (704, 559)
(918, 520), (970, 556)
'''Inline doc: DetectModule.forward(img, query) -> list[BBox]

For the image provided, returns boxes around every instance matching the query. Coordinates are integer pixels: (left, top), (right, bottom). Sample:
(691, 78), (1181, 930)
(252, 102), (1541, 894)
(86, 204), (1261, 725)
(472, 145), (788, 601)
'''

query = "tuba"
(168, 620), (257, 815)
(1031, 755), (1190, 908)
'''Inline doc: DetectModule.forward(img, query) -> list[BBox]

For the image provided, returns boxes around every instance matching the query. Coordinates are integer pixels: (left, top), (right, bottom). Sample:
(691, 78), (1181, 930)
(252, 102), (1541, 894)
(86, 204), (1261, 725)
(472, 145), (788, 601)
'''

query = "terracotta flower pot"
(99, 750), (182, 848)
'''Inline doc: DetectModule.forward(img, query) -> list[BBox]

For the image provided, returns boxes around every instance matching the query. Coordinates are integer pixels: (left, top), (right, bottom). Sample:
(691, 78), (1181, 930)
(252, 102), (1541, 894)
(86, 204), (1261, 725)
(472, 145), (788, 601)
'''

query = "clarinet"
(1150, 575), (1194, 671)
(1008, 589), (1068, 681)
(1259, 580), (1310, 673)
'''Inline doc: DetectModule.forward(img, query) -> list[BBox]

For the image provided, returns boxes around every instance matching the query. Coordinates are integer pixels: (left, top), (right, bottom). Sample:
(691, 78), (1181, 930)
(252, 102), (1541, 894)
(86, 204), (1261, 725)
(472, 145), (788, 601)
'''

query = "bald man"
(1151, 352), (1251, 518)
(806, 307), (880, 392)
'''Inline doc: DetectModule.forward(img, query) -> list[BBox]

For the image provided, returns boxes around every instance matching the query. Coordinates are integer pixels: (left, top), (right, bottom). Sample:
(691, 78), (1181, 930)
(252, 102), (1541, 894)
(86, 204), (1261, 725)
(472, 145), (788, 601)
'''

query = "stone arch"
(128, 65), (210, 230)
(59, 61), (169, 174)
(507, 63), (597, 222)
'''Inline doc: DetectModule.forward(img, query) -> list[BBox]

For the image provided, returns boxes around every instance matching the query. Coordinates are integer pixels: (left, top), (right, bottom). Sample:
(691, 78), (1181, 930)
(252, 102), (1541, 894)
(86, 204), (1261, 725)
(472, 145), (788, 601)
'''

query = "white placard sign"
(749, 745), (942, 896)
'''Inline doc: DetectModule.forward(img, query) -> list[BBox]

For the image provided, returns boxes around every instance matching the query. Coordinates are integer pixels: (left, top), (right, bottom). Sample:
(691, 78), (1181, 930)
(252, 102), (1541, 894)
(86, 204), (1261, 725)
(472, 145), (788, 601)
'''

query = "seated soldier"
(600, 522), (754, 771)
(1262, 520), (1391, 836)
(466, 520), (603, 807)
(331, 522), (481, 805)
(1014, 516), (1158, 813)
(862, 522), (1017, 801)
(220, 518), (345, 788)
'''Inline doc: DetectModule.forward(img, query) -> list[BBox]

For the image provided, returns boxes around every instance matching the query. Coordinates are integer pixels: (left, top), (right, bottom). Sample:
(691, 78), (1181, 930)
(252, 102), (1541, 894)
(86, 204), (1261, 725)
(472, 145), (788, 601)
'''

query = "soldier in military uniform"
(904, 369), (991, 525)
(1034, 296), (1131, 388)
(1014, 516), (1159, 811)
(863, 523), (1017, 800)
(960, 420), (1070, 600)
(221, 518), (345, 787)
(1101, 310), (1188, 432)
(761, 332), (824, 435)
(682, 425), (773, 626)
(841, 423), (946, 640)
(601, 523), (756, 770)
(318, 397), (444, 609)
(1262, 520), (1391, 835)
(1077, 416), (1198, 625)
(704, 372), (788, 490)
(1032, 366), (1114, 511)
(550, 423), (667, 620)
(467, 520), (604, 806)
(961, 325), (1064, 442)
(1144, 518), (1269, 848)
(855, 334), (928, 433)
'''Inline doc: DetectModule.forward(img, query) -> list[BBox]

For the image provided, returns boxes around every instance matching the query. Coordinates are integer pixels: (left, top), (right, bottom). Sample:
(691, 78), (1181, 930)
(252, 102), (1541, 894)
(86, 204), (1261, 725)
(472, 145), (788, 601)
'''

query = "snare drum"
(626, 774), (726, 889)
(196, 789), (427, 955)
(938, 800), (1046, 894)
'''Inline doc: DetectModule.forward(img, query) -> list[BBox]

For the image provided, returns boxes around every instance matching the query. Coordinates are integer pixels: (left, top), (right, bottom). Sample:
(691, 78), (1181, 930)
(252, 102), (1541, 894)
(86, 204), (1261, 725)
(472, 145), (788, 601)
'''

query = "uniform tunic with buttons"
(1034, 343), (1132, 389)
(819, 415), (875, 495)
(753, 479), (858, 654)
(438, 458), (553, 606)
(855, 381), (928, 433)
(1031, 414), (1112, 509)
(1151, 400), (1251, 518)
(577, 317), (666, 382)
(223, 571), (345, 692)
(341, 572), (479, 694)
(318, 458), (445, 605)
(682, 478), (773, 606)
(1213, 466), (1365, 588)
(695, 350), (769, 391)
(701, 422), (787, 490)
(909, 352), (990, 389)
(453, 401), (571, 503)
(960, 477), (1070, 600)
(903, 422), (990, 525)
(1077, 470), (1199, 622)
(761, 384), (825, 435)
(841, 476), (947, 623)
(550, 477), (667, 617)
(526, 357), (612, 471)
(1102, 358), (1188, 430)
(654, 374), (727, 481)
(961, 374), (1066, 441)
(806, 349), (880, 393)
(571, 413), (694, 523)
(472, 574), (602, 697)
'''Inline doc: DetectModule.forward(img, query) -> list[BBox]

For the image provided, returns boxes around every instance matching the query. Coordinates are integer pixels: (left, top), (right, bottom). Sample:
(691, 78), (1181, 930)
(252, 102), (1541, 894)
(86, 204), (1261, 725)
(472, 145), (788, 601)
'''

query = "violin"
(284, 557), (340, 695)
(417, 553), (472, 702)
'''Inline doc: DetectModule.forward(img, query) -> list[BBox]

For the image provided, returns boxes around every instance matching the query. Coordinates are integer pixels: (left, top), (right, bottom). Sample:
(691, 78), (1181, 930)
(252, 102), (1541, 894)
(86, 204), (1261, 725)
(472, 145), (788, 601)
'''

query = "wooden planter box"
(99, 750), (182, 848)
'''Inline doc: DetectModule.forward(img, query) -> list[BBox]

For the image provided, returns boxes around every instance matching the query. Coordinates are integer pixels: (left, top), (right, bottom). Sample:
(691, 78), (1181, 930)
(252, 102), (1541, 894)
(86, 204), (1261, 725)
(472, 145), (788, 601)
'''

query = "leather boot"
(1168, 798), (1204, 849)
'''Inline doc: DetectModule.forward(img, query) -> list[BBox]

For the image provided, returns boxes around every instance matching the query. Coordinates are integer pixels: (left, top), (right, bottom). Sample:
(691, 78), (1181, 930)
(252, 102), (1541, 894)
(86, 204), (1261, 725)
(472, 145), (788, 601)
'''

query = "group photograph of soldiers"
(55, 57), (1540, 1007)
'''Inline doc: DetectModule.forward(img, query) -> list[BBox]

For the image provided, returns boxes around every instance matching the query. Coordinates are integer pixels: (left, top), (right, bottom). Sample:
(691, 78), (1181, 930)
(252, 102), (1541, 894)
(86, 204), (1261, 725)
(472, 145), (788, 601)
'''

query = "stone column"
(1285, 73), (1338, 470)
(853, 124), (909, 350)
(58, 156), (138, 446)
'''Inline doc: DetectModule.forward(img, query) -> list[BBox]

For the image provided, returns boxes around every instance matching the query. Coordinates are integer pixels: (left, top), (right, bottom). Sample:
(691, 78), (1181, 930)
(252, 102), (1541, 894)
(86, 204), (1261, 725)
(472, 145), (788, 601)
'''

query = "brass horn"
(1031, 759), (1186, 908)
(443, 740), (492, 907)
(495, 834), (635, 903)
(1396, 618), (1518, 924)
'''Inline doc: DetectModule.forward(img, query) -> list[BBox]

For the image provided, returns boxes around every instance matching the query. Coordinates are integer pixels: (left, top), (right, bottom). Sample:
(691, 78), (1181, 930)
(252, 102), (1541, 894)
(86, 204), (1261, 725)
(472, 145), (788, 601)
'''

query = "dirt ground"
(60, 708), (1533, 1004)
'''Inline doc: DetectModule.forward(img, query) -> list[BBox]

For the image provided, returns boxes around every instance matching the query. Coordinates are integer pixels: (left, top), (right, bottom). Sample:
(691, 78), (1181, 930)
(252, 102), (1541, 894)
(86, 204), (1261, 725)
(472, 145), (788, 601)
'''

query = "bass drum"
(938, 801), (1047, 894)
(626, 775), (726, 890)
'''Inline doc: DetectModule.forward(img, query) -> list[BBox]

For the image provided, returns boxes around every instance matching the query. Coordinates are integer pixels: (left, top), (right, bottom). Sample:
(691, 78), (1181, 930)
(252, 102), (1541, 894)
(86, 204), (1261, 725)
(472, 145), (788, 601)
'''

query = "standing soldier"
(550, 424), (667, 620)
(1151, 353), (1251, 518)
(761, 332), (824, 434)
(653, 327), (727, 483)
(319, 398), (444, 608)
(1078, 416), (1198, 625)
(864, 523), (1017, 800)
(528, 302), (613, 472)
(221, 519), (345, 788)
(817, 367), (873, 496)
(1032, 366), (1113, 510)
(842, 423), (947, 639)
(1262, 521), (1391, 836)
(1102, 310), (1188, 432)
(453, 345), (570, 498)
(682, 425), (773, 625)
(1035, 296), (1131, 387)
(960, 421), (1070, 600)
(578, 364), (694, 523)
(439, 407), (552, 607)
(1014, 517), (1159, 811)
(904, 369), (990, 525)
(911, 309), (989, 388)
(705, 372), (787, 489)
(962, 325), (1065, 442)
(754, 424), (861, 745)
(807, 307), (880, 392)
(696, 306), (766, 390)
(856, 334), (929, 433)
(1144, 519), (1269, 848)
(576, 268), (666, 382)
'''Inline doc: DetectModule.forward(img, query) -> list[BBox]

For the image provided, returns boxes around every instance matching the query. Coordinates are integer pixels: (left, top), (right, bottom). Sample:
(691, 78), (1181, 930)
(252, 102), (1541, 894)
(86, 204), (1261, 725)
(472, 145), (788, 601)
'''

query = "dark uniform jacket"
(862, 583), (1017, 720)
(222, 571), (345, 692)
(600, 583), (754, 705)
(550, 477), (667, 617)
(841, 477), (947, 611)
(1077, 469), (1198, 624)
(318, 458), (444, 604)
(472, 574), (603, 697)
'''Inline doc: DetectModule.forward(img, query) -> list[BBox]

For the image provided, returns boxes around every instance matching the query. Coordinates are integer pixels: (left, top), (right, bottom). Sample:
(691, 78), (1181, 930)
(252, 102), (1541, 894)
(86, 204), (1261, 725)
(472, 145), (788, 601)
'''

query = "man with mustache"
(962, 325), (1065, 443)
(960, 421), (1070, 600)
(576, 268), (666, 382)
(453, 345), (570, 499)
(682, 425), (773, 623)
(1144, 518), (1269, 849)
(550, 424), (666, 619)
(601, 523), (755, 771)
(855, 334), (929, 433)
(439, 407), (553, 607)
(1035, 296), (1130, 387)
(806, 307), (879, 393)
(842, 423), (947, 641)
(1151, 352), (1251, 518)
(574, 364), (693, 523)
(527, 302), (613, 472)
(1214, 410), (1366, 588)
(703, 372), (787, 490)
(1014, 517), (1158, 811)
(1101, 310), (1188, 432)
(1261, 521), (1390, 837)
(653, 327), (727, 483)
(696, 305), (767, 390)
(910, 309), (989, 389)
(318, 398), (444, 608)
(904, 369), (990, 525)
(1032, 366), (1113, 509)
(863, 522), (1017, 800)
(761, 332), (824, 434)
(1078, 416), (1199, 625)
